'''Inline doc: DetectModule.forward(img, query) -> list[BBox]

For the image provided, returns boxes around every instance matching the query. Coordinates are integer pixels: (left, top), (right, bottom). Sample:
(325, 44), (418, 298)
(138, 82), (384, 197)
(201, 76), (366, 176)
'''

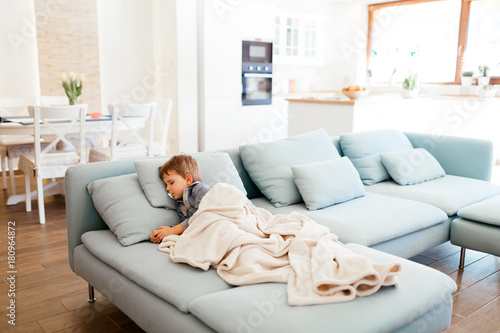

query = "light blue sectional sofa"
(65, 129), (500, 333)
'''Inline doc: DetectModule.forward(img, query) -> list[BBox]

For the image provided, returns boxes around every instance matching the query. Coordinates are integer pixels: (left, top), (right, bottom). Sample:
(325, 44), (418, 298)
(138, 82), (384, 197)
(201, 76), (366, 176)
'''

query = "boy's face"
(161, 170), (193, 200)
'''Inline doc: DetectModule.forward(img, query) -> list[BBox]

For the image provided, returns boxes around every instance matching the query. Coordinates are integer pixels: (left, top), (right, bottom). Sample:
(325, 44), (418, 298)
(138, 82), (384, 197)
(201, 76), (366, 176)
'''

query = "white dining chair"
(151, 98), (172, 156)
(18, 104), (87, 224)
(40, 95), (102, 152)
(0, 97), (42, 196)
(88, 102), (157, 162)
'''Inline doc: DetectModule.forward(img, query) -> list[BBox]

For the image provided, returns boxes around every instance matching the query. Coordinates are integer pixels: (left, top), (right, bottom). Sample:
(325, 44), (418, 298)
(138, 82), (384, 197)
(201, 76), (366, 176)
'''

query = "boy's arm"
(193, 184), (212, 210)
(180, 184), (211, 229)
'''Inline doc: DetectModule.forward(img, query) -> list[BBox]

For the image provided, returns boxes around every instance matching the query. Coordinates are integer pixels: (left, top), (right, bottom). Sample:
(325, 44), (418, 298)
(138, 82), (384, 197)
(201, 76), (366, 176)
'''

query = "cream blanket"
(159, 183), (401, 305)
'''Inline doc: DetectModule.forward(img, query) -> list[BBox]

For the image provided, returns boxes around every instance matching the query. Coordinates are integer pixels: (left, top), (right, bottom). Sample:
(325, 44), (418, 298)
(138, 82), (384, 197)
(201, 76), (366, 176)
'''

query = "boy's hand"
(150, 225), (184, 243)
(150, 226), (171, 243)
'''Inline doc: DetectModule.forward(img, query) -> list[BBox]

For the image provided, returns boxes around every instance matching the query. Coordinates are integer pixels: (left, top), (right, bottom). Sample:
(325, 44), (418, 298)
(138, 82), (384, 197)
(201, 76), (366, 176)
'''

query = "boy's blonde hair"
(158, 154), (202, 182)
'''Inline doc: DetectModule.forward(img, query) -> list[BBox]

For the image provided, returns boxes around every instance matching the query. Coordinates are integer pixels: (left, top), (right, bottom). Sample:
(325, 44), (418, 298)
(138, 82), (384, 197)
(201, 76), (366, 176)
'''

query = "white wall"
(97, 0), (155, 110)
(0, 0), (40, 98)
(97, 0), (198, 153)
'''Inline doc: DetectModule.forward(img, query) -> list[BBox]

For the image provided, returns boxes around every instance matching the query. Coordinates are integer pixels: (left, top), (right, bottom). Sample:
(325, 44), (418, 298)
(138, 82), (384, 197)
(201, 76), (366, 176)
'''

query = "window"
(464, 0), (500, 77)
(368, 0), (500, 84)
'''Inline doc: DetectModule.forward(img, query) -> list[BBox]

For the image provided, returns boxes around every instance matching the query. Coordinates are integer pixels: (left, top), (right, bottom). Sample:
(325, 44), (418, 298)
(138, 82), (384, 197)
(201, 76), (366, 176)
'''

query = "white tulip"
(80, 73), (85, 83)
(61, 73), (67, 82)
(69, 71), (76, 81)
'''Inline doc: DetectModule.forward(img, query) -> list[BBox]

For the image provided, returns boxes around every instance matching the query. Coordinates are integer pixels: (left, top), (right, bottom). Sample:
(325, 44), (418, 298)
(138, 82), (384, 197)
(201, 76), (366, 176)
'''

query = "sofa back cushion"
(292, 157), (366, 210)
(135, 152), (247, 209)
(380, 148), (445, 185)
(239, 129), (341, 207)
(340, 130), (413, 185)
(223, 148), (263, 199)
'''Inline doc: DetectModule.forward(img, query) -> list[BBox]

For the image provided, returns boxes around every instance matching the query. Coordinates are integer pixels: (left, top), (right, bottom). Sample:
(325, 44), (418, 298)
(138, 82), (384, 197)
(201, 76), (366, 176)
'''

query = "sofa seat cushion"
(457, 195), (500, 226)
(81, 230), (231, 313)
(251, 193), (448, 247)
(365, 175), (500, 216)
(450, 218), (500, 257)
(188, 244), (457, 333)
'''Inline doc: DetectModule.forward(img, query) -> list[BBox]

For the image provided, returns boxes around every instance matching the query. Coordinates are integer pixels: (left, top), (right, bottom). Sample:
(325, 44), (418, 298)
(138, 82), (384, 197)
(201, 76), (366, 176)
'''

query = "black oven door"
(242, 73), (272, 106)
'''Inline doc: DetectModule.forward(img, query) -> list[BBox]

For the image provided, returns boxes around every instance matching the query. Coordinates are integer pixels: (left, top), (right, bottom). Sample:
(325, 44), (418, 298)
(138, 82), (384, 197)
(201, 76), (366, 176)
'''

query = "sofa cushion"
(240, 129), (341, 207)
(292, 157), (365, 210)
(340, 130), (413, 186)
(380, 148), (445, 185)
(223, 147), (262, 199)
(87, 173), (179, 246)
(81, 230), (231, 313)
(251, 193), (447, 247)
(135, 152), (247, 209)
(366, 175), (500, 216)
(188, 244), (456, 333)
(457, 195), (500, 226)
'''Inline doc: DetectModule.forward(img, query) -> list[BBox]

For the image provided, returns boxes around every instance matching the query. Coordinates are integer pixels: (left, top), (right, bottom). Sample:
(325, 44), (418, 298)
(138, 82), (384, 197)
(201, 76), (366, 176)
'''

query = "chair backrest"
(0, 97), (40, 116)
(40, 95), (69, 106)
(28, 104), (88, 168)
(108, 102), (157, 161)
(153, 98), (173, 155)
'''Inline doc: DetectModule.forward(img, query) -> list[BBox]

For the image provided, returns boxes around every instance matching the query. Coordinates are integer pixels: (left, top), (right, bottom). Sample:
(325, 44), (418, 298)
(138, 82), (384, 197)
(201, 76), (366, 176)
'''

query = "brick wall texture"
(35, 0), (101, 112)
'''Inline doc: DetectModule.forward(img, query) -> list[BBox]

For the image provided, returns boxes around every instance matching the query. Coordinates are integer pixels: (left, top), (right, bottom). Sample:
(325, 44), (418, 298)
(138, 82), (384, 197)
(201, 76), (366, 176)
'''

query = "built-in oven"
(242, 73), (272, 105)
(242, 40), (273, 106)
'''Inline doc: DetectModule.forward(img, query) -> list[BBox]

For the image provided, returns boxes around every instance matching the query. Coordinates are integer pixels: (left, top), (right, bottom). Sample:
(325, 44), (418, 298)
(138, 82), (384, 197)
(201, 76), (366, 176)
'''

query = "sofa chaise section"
(188, 244), (456, 333)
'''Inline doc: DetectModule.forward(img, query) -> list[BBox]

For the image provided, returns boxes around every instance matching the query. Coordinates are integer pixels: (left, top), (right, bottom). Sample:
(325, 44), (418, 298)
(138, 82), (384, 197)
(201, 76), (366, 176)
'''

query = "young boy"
(150, 154), (211, 243)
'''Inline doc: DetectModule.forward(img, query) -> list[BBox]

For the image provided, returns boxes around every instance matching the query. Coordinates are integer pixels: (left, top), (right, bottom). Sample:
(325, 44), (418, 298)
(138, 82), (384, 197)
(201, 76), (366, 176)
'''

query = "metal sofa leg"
(88, 284), (96, 303)
(459, 248), (466, 269)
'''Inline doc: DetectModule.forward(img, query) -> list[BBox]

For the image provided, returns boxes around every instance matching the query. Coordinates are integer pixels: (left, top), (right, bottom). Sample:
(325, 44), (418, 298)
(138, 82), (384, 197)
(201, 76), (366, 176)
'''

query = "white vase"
(478, 76), (490, 88)
(401, 88), (420, 99)
(461, 76), (473, 87)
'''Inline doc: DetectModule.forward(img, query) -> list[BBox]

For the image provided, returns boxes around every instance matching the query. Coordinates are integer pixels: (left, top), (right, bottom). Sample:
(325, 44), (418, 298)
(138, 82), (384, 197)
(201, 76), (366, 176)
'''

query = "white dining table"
(0, 115), (140, 206)
(0, 115), (116, 135)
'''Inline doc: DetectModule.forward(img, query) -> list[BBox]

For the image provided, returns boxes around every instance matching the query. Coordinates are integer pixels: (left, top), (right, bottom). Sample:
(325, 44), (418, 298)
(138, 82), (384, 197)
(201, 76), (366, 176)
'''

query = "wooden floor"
(1, 172), (499, 333)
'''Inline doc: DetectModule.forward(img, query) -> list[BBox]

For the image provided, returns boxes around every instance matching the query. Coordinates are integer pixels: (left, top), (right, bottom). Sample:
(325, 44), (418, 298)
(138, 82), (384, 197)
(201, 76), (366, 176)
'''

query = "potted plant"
(401, 72), (419, 98)
(478, 65), (490, 87)
(460, 71), (474, 87)
(60, 72), (84, 105)
(479, 84), (497, 98)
